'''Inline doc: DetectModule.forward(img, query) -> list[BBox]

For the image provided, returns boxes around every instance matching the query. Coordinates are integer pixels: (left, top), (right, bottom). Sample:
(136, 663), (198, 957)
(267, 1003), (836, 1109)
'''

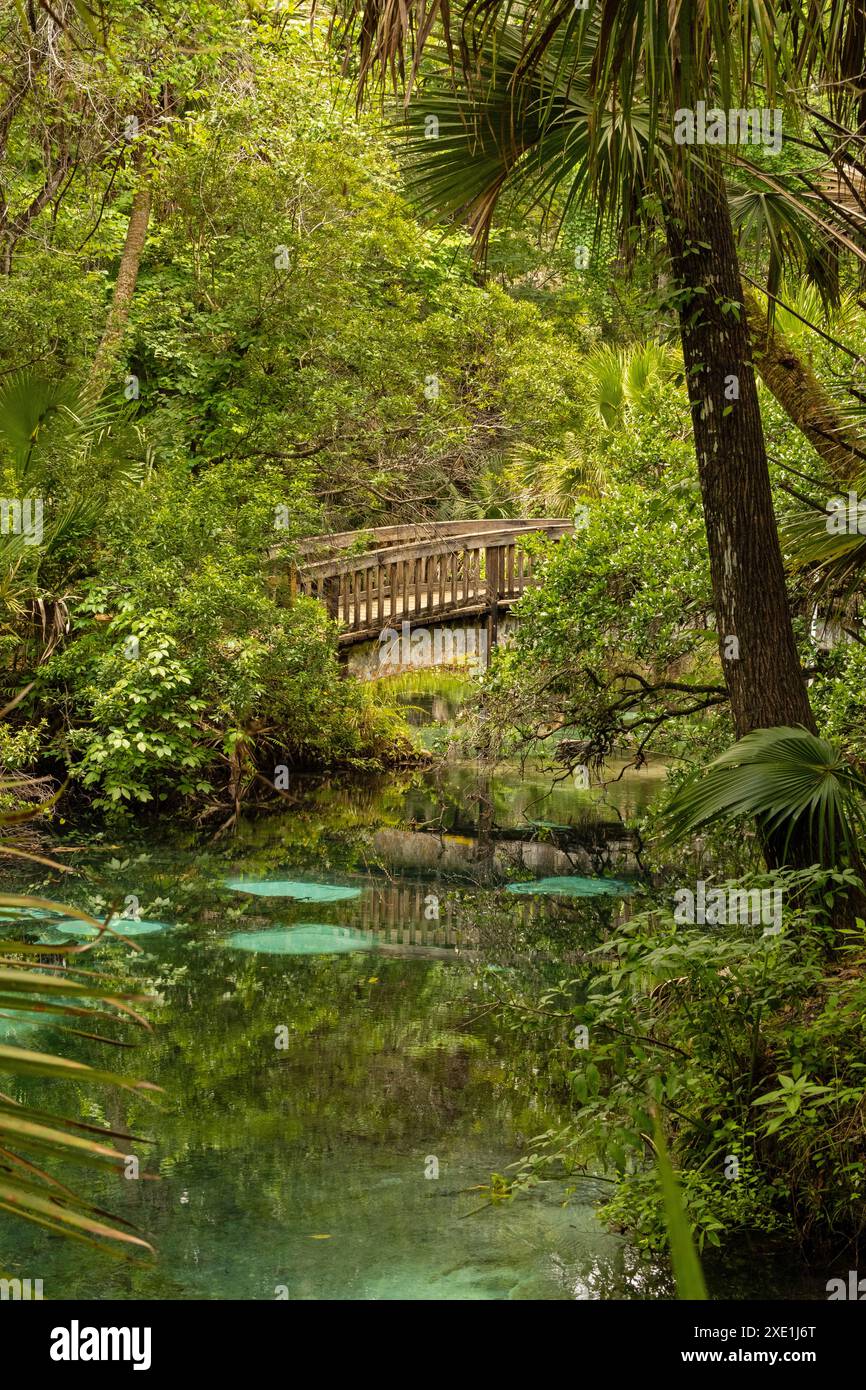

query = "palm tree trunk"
(664, 161), (817, 744)
(743, 286), (864, 486)
(86, 150), (151, 403)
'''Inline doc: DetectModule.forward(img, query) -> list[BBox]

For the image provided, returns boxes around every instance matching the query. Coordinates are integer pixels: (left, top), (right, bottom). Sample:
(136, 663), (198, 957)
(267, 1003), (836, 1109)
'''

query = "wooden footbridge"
(270, 518), (572, 647)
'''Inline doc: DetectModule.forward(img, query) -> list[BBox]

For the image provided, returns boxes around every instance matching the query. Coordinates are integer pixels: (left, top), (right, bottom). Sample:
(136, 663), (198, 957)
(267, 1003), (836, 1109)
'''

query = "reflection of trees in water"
(6, 851), (621, 1297)
(372, 822), (637, 885)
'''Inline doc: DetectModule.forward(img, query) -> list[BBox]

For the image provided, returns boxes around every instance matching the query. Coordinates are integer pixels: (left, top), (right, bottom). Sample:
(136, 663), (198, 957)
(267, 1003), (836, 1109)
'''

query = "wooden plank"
(486, 544), (501, 654)
(486, 544), (500, 603)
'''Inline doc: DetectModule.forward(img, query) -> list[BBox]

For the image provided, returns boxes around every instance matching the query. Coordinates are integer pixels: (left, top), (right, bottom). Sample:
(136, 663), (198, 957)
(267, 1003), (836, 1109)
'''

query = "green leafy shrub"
(497, 866), (866, 1256)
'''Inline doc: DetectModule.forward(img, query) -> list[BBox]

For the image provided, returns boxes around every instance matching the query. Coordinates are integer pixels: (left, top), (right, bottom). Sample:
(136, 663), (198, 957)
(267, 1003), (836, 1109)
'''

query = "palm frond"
(660, 726), (866, 867)
(384, 7), (845, 286)
(728, 182), (839, 312)
(780, 486), (866, 601)
(584, 341), (680, 429)
(389, 19), (662, 253)
(0, 375), (76, 479)
(0, 786), (157, 1257)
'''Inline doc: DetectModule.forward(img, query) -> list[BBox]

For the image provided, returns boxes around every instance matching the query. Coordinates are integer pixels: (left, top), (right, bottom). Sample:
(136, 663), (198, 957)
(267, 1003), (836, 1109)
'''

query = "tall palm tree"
(327, 0), (865, 865)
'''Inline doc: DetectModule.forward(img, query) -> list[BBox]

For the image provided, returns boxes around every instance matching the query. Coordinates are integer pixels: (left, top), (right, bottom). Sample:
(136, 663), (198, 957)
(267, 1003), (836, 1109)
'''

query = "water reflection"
(13, 752), (804, 1301)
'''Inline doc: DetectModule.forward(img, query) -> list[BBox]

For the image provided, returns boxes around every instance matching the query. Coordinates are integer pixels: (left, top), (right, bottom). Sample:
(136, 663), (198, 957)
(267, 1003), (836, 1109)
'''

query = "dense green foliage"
(0, 7), (588, 812)
(493, 865), (866, 1256)
(3, 0), (866, 1292)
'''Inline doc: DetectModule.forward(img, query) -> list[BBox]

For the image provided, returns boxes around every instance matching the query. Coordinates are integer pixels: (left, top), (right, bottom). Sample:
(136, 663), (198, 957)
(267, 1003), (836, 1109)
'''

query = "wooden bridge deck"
(270, 518), (572, 646)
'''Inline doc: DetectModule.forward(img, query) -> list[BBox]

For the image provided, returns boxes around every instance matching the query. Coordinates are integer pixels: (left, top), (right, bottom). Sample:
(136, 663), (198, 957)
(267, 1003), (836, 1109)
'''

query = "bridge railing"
(290, 516), (570, 560)
(269, 519), (573, 643)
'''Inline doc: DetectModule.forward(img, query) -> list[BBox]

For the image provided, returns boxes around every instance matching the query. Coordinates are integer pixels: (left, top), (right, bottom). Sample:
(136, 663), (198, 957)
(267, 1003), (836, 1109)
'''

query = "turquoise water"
(223, 924), (377, 954)
(39, 916), (174, 938)
(506, 875), (634, 897)
(224, 878), (363, 901)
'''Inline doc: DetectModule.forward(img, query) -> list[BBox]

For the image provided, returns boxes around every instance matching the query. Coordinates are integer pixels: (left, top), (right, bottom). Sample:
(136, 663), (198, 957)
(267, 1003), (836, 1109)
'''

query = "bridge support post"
(266, 562), (295, 609)
(321, 575), (340, 622)
(485, 544), (501, 665)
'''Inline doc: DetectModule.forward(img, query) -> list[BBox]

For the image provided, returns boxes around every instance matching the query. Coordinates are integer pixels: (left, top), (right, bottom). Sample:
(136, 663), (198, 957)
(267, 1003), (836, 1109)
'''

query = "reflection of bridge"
(203, 879), (600, 960)
(271, 519), (572, 647)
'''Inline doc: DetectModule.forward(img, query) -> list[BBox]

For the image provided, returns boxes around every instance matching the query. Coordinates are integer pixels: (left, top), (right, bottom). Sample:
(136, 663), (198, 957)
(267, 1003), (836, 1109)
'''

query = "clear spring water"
(0, 758), (816, 1300)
